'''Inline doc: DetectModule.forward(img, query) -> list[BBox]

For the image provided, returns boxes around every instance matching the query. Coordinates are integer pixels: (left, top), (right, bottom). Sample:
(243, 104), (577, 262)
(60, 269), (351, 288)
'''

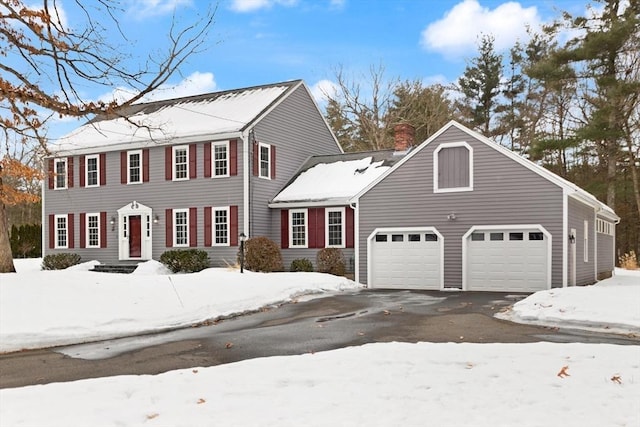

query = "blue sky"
(46, 0), (591, 139)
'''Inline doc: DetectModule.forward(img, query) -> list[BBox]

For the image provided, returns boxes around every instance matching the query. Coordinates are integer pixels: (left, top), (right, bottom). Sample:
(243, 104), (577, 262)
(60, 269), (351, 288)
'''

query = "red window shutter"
(230, 206), (238, 246)
(120, 151), (127, 184)
(79, 213), (86, 248)
(346, 207), (355, 248)
(143, 149), (150, 182)
(100, 212), (107, 248)
(204, 143), (211, 178)
(270, 145), (276, 179)
(165, 209), (173, 247)
(47, 159), (54, 189)
(100, 154), (106, 186)
(79, 156), (85, 188)
(252, 142), (258, 176)
(189, 144), (197, 179)
(230, 139), (238, 176)
(48, 214), (54, 248)
(316, 208), (325, 248)
(165, 146), (172, 180)
(67, 157), (74, 188)
(308, 208), (317, 249)
(68, 213), (74, 249)
(189, 207), (197, 247)
(204, 207), (212, 246)
(281, 209), (289, 249)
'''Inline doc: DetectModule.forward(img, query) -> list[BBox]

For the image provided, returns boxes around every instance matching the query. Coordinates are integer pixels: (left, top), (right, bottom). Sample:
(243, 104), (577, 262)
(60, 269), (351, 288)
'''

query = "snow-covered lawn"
(1, 260), (639, 427)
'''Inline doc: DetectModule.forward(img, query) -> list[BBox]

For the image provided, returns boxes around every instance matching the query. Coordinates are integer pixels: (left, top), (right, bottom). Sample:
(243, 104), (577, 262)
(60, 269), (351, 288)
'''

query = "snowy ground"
(1, 260), (639, 427)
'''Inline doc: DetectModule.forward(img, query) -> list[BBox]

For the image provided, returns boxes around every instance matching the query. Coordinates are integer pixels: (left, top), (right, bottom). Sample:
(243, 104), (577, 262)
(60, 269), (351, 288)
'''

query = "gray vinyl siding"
(358, 127), (564, 289)
(249, 85), (342, 241)
(596, 231), (615, 275)
(567, 197), (596, 285)
(439, 146), (470, 189)
(44, 140), (244, 266)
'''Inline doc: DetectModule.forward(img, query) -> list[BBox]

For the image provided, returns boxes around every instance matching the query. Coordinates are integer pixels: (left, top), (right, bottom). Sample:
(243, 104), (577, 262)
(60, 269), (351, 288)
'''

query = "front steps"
(91, 264), (139, 274)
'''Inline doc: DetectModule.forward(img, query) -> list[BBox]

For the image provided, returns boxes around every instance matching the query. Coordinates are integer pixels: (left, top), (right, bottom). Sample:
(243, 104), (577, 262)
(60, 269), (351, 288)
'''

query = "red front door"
(129, 215), (142, 258)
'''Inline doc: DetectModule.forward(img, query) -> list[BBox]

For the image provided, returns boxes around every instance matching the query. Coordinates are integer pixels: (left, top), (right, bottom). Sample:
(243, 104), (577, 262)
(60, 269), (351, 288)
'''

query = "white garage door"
(466, 228), (549, 292)
(370, 230), (441, 289)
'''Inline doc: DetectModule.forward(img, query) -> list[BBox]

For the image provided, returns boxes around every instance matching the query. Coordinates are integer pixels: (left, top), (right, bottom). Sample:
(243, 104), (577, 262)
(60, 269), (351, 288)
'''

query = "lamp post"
(239, 232), (246, 273)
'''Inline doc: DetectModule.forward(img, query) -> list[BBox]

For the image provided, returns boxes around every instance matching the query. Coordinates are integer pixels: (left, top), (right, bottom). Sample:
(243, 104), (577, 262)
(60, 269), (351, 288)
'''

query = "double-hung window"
(259, 143), (271, 179)
(213, 207), (229, 246)
(173, 146), (189, 181)
(86, 155), (99, 187)
(213, 142), (229, 177)
(289, 209), (307, 248)
(174, 209), (189, 247)
(86, 213), (100, 248)
(54, 158), (67, 189)
(128, 150), (142, 184)
(326, 207), (345, 248)
(55, 214), (68, 248)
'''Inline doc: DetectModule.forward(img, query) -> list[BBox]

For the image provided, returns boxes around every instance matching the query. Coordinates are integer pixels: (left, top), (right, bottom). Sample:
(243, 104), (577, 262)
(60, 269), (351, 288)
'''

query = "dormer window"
(434, 142), (473, 193)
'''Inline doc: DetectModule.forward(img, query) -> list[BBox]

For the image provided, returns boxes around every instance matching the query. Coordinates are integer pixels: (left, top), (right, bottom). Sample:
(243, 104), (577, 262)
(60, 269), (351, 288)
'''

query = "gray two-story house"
(43, 80), (342, 267)
(44, 80), (619, 293)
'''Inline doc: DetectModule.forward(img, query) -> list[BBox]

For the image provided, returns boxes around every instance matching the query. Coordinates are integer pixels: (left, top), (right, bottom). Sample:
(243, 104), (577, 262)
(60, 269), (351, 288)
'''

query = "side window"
(54, 158), (67, 189)
(173, 146), (189, 181)
(326, 208), (345, 248)
(128, 150), (142, 184)
(289, 209), (307, 248)
(86, 155), (99, 187)
(173, 209), (189, 247)
(434, 142), (473, 193)
(86, 213), (100, 248)
(213, 207), (229, 246)
(213, 142), (229, 177)
(55, 214), (68, 248)
(259, 142), (271, 179)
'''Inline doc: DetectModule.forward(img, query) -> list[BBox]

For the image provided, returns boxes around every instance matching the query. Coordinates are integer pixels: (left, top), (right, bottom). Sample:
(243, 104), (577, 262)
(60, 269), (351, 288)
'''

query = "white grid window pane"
(328, 211), (342, 246)
(56, 216), (67, 247)
(55, 160), (66, 188)
(214, 209), (228, 244)
(174, 148), (188, 179)
(87, 215), (99, 247)
(129, 153), (141, 183)
(87, 157), (98, 186)
(175, 211), (188, 246)
(260, 145), (269, 178)
(214, 145), (228, 176)
(291, 211), (306, 246)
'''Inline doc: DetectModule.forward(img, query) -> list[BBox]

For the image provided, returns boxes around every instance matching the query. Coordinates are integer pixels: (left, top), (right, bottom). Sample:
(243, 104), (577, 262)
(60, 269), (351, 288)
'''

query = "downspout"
(350, 201), (359, 284)
(41, 171), (46, 258)
(562, 188), (568, 288)
(242, 129), (251, 238)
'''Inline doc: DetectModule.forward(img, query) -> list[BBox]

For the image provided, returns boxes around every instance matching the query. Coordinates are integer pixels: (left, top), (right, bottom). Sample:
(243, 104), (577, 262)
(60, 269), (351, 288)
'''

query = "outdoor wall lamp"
(447, 212), (457, 221)
(110, 216), (116, 231)
(153, 214), (159, 224)
(569, 233), (576, 244)
(239, 232), (247, 273)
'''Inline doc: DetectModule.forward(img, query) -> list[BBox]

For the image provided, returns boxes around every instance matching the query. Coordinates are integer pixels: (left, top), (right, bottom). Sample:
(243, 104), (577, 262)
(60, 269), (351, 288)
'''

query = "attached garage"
(368, 228), (443, 290)
(463, 226), (551, 292)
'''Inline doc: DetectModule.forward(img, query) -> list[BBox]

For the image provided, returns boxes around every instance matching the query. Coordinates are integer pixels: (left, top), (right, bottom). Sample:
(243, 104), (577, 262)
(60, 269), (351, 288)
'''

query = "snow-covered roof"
(50, 80), (301, 155)
(270, 150), (405, 207)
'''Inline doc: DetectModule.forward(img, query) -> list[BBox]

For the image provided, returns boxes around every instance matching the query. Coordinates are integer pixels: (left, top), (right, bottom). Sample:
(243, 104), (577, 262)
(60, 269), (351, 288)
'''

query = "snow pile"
(0, 259), (360, 353)
(1, 342), (638, 427)
(496, 269), (640, 335)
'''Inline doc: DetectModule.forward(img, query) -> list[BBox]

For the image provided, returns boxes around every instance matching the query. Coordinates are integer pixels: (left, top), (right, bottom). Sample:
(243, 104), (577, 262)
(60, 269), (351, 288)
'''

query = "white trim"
(289, 208), (308, 248)
(127, 149), (143, 184)
(212, 141), (230, 178)
(583, 220), (589, 263)
(352, 203), (359, 284)
(433, 141), (473, 193)
(54, 158), (68, 190)
(172, 145), (189, 181)
(85, 154), (100, 188)
(299, 82), (344, 154)
(562, 189), (568, 287)
(212, 206), (231, 247)
(173, 208), (190, 247)
(258, 142), (271, 180)
(242, 132), (250, 238)
(325, 207), (346, 248)
(366, 226), (444, 290)
(570, 228), (577, 286)
(593, 210), (597, 281)
(86, 213), (100, 248)
(41, 179), (45, 257)
(117, 201), (153, 260)
(269, 199), (353, 209)
(54, 214), (68, 249)
(461, 224), (552, 291)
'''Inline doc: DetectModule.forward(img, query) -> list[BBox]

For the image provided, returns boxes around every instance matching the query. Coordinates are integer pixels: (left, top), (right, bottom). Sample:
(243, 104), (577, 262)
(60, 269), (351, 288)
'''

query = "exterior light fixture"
(569, 233), (576, 244)
(447, 212), (457, 221)
(239, 232), (247, 273)
(110, 216), (116, 231)
(153, 215), (159, 224)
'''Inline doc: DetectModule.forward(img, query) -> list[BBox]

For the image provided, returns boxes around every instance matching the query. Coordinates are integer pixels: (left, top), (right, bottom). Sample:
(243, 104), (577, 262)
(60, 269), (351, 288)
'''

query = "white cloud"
(420, 0), (542, 57)
(229, 0), (298, 13)
(310, 79), (338, 104)
(129, 0), (192, 16)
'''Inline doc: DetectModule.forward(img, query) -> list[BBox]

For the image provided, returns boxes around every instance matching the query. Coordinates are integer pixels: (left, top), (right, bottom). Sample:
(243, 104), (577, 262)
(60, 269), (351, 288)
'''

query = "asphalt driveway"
(1, 289), (637, 389)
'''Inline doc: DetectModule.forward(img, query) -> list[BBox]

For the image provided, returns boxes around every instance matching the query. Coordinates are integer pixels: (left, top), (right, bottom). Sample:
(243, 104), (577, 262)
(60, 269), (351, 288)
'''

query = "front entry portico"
(118, 201), (153, 260)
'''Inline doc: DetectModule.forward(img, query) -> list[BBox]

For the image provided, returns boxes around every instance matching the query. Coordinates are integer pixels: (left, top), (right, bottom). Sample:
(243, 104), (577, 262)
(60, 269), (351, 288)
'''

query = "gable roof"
(269, 150), (406, 208)
(51, 80), (303, 155)
(352, 120), (619, 221)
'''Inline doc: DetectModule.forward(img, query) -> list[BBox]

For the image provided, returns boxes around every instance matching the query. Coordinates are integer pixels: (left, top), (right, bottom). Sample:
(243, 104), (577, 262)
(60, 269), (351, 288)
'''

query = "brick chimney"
(393, 123), (415, 152)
